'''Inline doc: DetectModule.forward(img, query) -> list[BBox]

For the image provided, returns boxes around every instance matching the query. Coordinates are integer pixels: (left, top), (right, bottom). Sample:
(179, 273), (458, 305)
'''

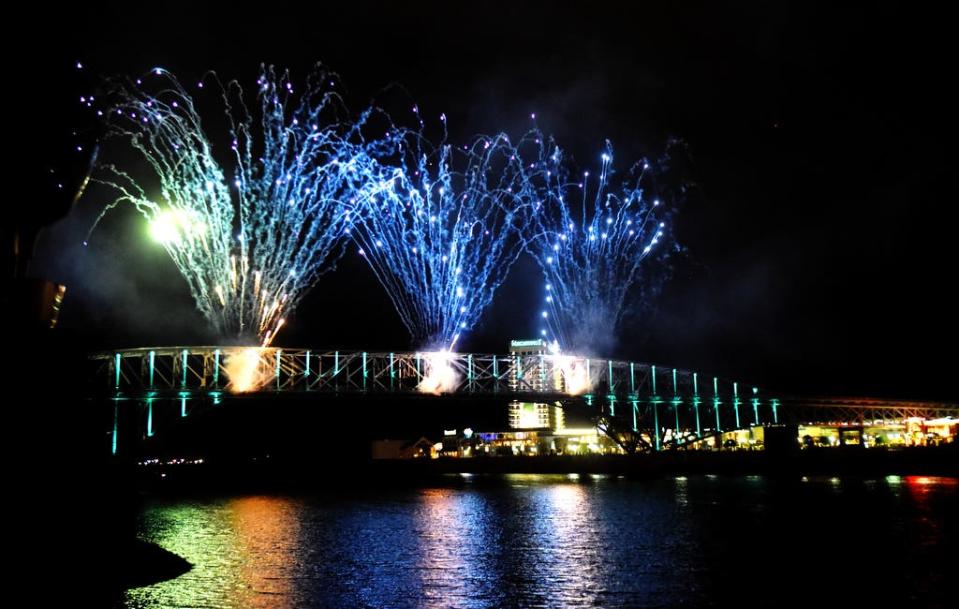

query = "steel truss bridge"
(90, 346), (959, 454)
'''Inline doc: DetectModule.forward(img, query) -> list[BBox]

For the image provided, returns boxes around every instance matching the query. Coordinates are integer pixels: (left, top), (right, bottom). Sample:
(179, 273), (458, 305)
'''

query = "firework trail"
(349, 113), (533, 351)
(89, 64), (386, 345)
(528, 139), (674, 356)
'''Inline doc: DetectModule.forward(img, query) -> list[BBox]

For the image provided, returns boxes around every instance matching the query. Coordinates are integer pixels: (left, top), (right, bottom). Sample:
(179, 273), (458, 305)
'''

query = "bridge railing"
(88, 347), (958, 456)
(88, 347), (757, 405)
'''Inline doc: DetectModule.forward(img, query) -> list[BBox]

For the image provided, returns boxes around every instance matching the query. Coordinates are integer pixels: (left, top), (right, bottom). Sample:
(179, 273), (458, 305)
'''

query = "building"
(508, 338), (556, 392)
(509, 401), (565, 430)
(371, 437), (436, 459)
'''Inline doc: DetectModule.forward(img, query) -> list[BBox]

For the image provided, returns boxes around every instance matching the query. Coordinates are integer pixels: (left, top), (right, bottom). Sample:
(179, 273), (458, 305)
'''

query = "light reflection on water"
(123, 475), (958, 608)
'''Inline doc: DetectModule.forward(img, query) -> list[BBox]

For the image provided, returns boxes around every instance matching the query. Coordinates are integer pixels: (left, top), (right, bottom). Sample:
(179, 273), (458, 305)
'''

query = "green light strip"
(733, 382), (740, 428)
(111, 400), (118, 455)
(146, 397), (153, 437)
(653, 401), (660, 451)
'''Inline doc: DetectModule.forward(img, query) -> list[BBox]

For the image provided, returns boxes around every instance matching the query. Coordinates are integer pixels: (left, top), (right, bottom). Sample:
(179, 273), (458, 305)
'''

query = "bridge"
(89, 346), (959, 454)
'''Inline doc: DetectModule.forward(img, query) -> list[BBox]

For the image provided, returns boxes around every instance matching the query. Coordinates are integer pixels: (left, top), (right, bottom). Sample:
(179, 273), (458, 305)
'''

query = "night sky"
(15, 1), (956, 400)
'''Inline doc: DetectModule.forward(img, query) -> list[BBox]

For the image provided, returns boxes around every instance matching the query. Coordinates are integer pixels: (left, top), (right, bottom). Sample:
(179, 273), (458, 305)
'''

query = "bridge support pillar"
(653, 400), (661, 451)
(733, 382), (741, 429)
(111, 398), (119, 455)
(146, 396), (154, 438)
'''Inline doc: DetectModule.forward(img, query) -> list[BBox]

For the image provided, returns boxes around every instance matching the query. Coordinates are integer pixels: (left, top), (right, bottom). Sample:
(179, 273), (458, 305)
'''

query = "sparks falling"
(529, 141), (674, 356)
(90, 65), (382, 345)
(350, 126), (532, 350)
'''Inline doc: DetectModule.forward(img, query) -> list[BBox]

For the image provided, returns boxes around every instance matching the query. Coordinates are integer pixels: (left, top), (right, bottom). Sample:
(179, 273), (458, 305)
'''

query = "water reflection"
(526, 481), (603, 605)
(232, 497), (302, 601)
(125, 496), (303, 608)
(123, 475), (958, 608)
(413, 488), (490, 608)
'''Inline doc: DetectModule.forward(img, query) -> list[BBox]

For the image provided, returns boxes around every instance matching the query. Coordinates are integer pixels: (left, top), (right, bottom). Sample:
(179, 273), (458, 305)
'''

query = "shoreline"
(134, 445), (959, 493)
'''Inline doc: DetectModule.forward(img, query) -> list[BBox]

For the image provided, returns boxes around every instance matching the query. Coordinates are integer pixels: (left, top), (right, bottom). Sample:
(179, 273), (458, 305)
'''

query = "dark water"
(123, 475), (957, 608)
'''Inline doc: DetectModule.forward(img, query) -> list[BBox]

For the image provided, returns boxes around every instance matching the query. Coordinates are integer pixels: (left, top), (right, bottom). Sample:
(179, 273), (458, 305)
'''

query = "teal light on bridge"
(213, 349), (220, 387)
(631, 399), (639, 432)
(181, 349), (188, 387)
(672, 368), (678, 395)
(111, 399), (119, 455)
(692, 396), (702, 436)
(713, 377), (721, 432)
(305, 350), (311, 377)
(752, 387), (759, 424)
(630, 362), (636, 395)
(114, 353), (121, 389)
(516, 355), (523, 380)
(609, 395), (616, 417)
(492, 355), (499, 380)
(362, 352), (368, 387)
(148, 350), (155, 388)
(146, 394), (154, 437)
(180, 392), (188, 417)
(389, 352), (395, 379)
(608, 360), (614, 392)
(693, 373), (701, 435)
(652, 397), (661, 451)
(771, 398), (780, 423)
(651, 365), (657, 395)
(334, 351), (340, 377)
(733, 382), (741, 429)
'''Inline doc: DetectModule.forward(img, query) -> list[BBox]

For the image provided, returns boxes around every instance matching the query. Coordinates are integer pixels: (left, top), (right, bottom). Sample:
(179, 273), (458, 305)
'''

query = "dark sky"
(15, 1), (957, 400)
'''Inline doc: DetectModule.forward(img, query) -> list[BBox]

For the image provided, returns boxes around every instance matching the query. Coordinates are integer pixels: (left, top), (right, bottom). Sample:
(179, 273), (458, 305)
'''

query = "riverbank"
(135, 445), (958, 493)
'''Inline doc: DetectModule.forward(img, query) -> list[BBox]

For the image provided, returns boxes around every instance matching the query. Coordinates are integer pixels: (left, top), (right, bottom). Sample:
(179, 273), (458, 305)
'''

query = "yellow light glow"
(224, 347), (271, 393)
(417, 350), (459, 394)
(553, 355), (592, 395)
(149, 209), (207, 245)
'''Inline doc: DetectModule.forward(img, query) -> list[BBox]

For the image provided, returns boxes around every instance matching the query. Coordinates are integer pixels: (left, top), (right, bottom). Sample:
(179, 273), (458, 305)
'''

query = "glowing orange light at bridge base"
(224, 347), (272, 393)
